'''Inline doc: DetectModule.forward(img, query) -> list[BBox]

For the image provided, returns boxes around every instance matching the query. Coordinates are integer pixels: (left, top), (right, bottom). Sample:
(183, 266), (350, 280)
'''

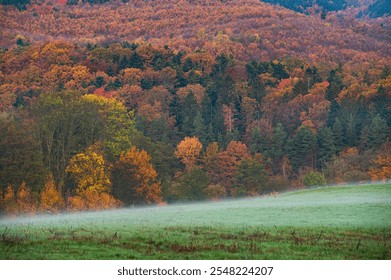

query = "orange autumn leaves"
(369, 155), (391, 181)
(40, 177), (64, 213)
(174, 137), (256, 199)
(1, 179), (63, 216)
(66, 145), (162, 210)
(175, 137), (203, 170)
(1, 145), (163, 215)
(113, 147), (162, 205)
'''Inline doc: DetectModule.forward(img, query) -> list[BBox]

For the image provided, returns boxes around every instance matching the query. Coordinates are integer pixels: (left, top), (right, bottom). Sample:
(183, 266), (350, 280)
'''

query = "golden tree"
(40, 176), (64, 213)
(65, 146), (121, 211)
(66, 148), (111, 195)
(175, 137), (203, 170)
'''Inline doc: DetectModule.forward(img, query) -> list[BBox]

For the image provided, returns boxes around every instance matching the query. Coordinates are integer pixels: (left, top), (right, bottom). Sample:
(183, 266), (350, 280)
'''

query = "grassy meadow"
(1, 183), (390, 259)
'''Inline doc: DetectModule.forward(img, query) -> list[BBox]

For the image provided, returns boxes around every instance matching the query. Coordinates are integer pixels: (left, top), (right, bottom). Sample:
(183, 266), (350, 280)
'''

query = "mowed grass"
(1, 183), (390, 259)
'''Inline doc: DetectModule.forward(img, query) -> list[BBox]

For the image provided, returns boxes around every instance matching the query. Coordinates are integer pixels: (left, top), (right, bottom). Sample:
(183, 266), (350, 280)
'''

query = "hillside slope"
(1, 0), (390, 65)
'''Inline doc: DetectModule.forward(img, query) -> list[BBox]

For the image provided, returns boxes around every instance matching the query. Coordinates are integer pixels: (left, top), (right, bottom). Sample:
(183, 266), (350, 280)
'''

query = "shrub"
(205, 184), (227, 201)
(303, 171), (326, 187)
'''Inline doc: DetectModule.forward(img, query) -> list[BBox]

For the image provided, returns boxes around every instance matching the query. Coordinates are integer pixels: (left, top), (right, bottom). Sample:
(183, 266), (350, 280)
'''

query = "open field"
(1, 183), (390, 259)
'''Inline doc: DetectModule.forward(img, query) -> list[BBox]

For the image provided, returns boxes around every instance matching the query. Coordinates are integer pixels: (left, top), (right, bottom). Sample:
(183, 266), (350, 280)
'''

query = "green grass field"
(1, 183), (390, 259)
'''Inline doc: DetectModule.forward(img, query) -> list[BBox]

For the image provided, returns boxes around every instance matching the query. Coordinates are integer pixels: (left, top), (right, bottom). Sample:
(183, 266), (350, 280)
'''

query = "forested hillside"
(0, 0), (390, 215)
(1, 0), (390, 65)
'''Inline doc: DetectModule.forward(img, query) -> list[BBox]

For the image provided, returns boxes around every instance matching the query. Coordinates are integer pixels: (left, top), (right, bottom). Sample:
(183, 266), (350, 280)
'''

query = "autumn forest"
(0, 0), (390, 216)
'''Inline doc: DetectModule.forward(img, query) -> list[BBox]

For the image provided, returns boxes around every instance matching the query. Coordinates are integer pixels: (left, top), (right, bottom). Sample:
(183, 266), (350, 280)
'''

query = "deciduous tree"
(40, 176), (64, 213)
(66, 146), (111, 195)
(175, 137), (203, 170)
(112, 147), (162, 205)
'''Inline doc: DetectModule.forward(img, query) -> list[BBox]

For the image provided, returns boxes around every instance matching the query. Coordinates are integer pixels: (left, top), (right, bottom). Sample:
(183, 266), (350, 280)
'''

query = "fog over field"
(1, 183), (390, 260)
(2, 183), (390, 229)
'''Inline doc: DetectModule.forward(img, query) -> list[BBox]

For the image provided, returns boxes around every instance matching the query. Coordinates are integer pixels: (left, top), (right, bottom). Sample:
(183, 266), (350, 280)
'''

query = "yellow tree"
(175, 137), (203, 170)
(40, 176), (64, 213)
(65, 146), (121, 210)
(65, 147), (111, 195)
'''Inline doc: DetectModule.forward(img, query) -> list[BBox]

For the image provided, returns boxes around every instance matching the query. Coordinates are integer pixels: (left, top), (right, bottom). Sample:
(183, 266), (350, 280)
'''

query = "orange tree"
(175, 136), (203, 170)
(112, 147), (162, 205)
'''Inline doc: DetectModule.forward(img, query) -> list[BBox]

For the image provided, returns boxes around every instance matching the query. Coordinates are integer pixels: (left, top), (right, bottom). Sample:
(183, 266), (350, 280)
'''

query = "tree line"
(0, 40), (390, 215)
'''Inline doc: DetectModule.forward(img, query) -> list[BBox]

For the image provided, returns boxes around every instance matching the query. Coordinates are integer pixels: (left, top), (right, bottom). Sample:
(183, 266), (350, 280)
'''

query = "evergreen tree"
(325, 68), (344, 101)
(211, 101), (226, 138)
(368, 115), (388, 149)
(345, 113), (357, 147)
(105, 78), (122, 90)
(271, 62), (289, 80)
(175, 68), (188, 88)
(182, 58), (194, 72)
(94, 76), (105, 88)
(359, 125), (370, 151)
(235, 159), (268, 196)
(225, 128), (240, 146)
(205, 122), (215, 144)
(373, 85), (391, 126)
(327, 99), (340, 127)
(268, 123), (287, 159)
(317, 127), (336, 166)
(193, 111), (205, 143)
(381, 65), (390, 79)
(172, 51), (185, 66)
(201, 94), (213, 125)
(169, 94), (183, 129)
(129, 52), (144, 69)
(250, 127), (266, 155)
(332, 118), (344, 152)
(245, 60), (261, 81)
(304, 66), (322, 91)
(181, 92), (198, 135)
(267, 123), (288, 173)
(211, 53), (231, 77)
(107, 65), (115, 76)
(287, 126), (317, 171)
(292, 79), (308, 96)
(148, 117), (170, 142)
(174, 168), (209, 201)
(151, 53), (166, 71)
(118, 55), (129, 71)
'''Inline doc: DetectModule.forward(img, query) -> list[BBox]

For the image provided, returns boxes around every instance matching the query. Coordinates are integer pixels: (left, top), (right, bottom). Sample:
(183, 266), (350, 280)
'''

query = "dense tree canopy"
(0, 0), (390, 215)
